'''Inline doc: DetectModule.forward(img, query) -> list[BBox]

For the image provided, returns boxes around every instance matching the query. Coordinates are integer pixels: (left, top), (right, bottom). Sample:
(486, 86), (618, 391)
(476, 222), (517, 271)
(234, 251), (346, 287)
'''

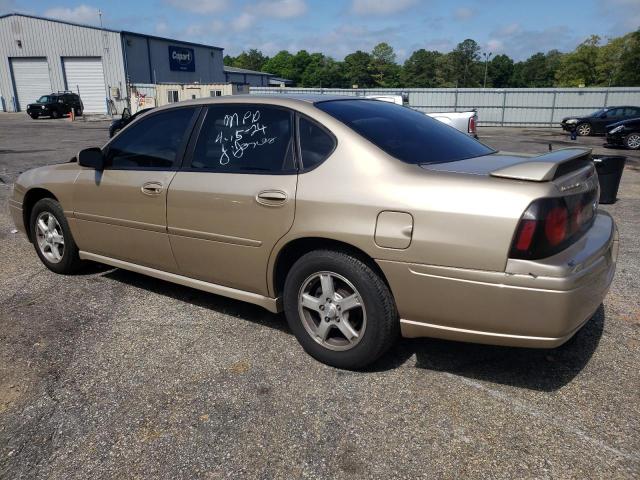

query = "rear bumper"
(377, 212), (618, 348)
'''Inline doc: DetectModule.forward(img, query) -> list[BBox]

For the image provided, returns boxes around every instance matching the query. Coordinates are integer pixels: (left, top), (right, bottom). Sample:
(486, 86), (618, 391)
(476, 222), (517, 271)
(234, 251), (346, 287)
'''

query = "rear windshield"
(316, 99), (494, 164)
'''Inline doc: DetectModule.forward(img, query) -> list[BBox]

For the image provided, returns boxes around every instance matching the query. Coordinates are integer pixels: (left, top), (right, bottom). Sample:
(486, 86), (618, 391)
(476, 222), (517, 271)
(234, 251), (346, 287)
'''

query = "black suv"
(26, 92), (84, 119)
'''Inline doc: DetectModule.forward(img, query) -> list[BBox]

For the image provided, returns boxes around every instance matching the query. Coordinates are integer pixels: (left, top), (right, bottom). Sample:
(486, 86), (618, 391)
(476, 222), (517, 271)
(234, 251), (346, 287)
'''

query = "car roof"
(151, 94), (364, 113)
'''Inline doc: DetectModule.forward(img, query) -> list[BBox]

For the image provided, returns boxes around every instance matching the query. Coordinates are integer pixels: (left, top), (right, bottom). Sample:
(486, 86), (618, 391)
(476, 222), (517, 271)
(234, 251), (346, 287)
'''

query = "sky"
(1, 0), (639, 61)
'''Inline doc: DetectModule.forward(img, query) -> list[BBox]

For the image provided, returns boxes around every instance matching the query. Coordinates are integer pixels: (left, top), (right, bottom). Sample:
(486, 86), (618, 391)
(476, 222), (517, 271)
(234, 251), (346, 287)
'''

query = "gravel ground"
(0, 113), (639, 479)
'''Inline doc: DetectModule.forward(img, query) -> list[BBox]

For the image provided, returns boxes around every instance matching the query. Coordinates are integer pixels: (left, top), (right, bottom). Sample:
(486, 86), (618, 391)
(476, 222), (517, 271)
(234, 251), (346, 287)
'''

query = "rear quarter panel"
(270, 108), (556, 294)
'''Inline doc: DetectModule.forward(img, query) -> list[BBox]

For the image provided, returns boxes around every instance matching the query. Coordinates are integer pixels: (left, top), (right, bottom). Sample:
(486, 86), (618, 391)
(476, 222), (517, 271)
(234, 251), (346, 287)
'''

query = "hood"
(421, 148), (592, 182)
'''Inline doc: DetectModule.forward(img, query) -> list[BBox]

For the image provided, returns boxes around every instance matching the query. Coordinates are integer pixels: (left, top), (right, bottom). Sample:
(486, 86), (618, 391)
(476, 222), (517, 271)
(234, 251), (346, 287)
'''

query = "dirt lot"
(1, 113), (639, 479)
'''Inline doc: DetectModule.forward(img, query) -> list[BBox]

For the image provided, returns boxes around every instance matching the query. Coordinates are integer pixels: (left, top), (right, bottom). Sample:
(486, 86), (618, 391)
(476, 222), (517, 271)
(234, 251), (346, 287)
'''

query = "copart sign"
(169, 46), (195, 72)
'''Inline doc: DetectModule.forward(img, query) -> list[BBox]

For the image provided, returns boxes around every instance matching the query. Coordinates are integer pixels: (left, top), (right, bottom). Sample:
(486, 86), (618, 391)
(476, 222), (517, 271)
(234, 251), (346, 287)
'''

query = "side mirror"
(121, 108), (131, 120)
(600, 112), (608, 118)
(78, 147), (105, 170)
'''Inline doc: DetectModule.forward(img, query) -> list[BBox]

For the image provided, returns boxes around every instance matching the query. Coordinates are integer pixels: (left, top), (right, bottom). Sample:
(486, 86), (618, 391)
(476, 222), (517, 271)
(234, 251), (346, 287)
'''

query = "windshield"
(589, 109), (606, 117)
(316, 100), (494, 164)
(37, 96), (52, 103)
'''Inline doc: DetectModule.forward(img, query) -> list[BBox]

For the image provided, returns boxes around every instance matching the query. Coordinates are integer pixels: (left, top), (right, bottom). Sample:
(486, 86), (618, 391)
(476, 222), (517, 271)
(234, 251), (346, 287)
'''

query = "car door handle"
(256, 190), (288, 206)
(141, 182), (164, 196)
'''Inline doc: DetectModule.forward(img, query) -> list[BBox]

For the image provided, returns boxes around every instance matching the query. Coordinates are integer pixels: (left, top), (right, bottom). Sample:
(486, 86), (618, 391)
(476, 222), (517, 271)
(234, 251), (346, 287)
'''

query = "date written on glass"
(215, 110), (277, 165)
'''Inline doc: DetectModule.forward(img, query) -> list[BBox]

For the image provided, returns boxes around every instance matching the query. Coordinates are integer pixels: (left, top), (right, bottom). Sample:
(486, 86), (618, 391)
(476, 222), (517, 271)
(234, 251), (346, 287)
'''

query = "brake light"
(544, 206), (568, 246)
(515, 220), (536, 251)
(510, 190), (597, 260)
(468, 115), (476, 134)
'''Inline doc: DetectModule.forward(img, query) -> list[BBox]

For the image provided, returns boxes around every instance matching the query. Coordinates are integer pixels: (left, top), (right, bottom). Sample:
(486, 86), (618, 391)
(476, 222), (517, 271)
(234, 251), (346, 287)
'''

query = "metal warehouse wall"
(250, 87), (640, 126)
(0, 14), (127, 112)
(122, 33), (225, 84)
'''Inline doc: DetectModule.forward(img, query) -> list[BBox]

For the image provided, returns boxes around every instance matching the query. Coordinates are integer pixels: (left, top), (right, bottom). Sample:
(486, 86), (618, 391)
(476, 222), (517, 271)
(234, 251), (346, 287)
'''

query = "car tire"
(576, 123), (592, 136)
(51, 110), (60, 119)
(624, 133), (640, 150)
(283, 249), (399, 369)
(74, 107), (83, 117)
(30, 198), (83, 275)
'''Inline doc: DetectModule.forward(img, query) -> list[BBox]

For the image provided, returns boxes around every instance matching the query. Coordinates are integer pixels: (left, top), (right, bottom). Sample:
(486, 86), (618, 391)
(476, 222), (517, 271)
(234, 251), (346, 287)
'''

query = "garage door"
(10, 58), (51, 111)
(63, 57), (106, 113)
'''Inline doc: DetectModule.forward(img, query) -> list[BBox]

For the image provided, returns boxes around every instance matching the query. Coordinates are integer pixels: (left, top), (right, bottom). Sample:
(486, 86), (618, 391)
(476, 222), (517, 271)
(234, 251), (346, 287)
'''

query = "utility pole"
(98, 9), (113, 118)
(482, 52), (492, 88)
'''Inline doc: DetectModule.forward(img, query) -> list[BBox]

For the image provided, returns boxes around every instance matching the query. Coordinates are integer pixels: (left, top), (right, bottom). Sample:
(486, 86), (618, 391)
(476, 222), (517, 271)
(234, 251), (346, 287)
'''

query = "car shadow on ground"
(101, 268), (290, 333)
(369, 305), (605, 392)
(102, 268), (603, 392)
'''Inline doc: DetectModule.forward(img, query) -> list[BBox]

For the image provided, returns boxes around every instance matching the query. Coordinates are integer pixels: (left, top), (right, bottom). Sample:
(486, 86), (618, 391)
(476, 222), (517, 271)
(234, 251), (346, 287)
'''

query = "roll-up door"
(10, 58), (51, 111)
(63, 57), (106, 113)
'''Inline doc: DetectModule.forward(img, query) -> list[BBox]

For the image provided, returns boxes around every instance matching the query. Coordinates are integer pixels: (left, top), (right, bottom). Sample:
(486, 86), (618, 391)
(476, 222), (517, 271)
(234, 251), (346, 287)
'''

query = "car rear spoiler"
(490, 148), (592, 182)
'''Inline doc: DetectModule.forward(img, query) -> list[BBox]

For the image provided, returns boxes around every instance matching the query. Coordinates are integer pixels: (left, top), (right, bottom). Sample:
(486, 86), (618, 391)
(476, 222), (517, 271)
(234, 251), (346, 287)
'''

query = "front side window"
(298, 116), (336, 169)
(316, 100), (494, 164)
(105, 107), (197, 169)
(190, 105), (294, 173)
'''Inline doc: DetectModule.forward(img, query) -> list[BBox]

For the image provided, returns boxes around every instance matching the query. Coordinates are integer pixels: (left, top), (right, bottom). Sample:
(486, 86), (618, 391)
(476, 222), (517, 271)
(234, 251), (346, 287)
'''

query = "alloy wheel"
(297, 271), (367, 351)
(626, 134), (640, 149)
(35, 211), (65, 263)
(577, 124), (591, 136)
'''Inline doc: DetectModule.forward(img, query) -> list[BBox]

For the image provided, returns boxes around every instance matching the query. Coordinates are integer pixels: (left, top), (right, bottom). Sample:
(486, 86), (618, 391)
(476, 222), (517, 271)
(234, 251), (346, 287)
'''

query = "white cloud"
(155, 20), (170, 35)
(495, 23), (521, 36)
(488, 24), (580, 60)
(351, 0), (418, 16)
(453, 7), (474, 21)
(165, 0), (228, 14)
(227, 0), (306, 34)
(231, 12), (256, 31)
(254, 0), (307, 18)
(422, 38), (454, 52)
(0, 0), (16, 14)
(597, 0), (640, 34)
(43, 5), (100, 25)
(485, 39), (504, 53)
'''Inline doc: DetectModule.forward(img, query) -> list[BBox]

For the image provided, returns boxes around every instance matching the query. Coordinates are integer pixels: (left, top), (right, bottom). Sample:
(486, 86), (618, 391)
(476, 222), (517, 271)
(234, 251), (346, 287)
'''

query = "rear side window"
(105, 107), (197, 169)
(316, 100), (494, 164)
(190, 105), (295, 173)
(298, 116), (336, 169)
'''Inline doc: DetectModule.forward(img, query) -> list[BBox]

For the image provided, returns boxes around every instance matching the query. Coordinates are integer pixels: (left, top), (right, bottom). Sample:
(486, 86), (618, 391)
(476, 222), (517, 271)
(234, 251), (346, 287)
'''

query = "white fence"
(250, 87), (640, 127)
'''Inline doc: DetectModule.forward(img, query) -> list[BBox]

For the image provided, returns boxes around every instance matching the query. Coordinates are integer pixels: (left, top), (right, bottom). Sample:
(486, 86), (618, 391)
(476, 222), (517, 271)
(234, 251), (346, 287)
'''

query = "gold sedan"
(9, 96), (618, 369)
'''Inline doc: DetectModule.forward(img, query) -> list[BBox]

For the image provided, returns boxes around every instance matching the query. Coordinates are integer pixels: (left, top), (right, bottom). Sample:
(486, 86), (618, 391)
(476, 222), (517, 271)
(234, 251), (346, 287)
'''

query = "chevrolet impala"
(9, 96), (618, 369)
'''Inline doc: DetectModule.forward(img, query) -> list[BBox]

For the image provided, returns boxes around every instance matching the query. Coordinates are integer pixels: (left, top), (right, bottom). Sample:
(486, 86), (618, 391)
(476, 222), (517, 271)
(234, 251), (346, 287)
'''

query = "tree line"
(224, 30), (640, 88)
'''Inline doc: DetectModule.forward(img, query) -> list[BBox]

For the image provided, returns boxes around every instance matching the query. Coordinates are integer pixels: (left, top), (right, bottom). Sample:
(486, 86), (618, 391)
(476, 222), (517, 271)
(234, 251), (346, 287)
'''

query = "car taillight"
(468, 115), (476, 134)
(509, 190), (597, 260)
(544, 205), (568, 246)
